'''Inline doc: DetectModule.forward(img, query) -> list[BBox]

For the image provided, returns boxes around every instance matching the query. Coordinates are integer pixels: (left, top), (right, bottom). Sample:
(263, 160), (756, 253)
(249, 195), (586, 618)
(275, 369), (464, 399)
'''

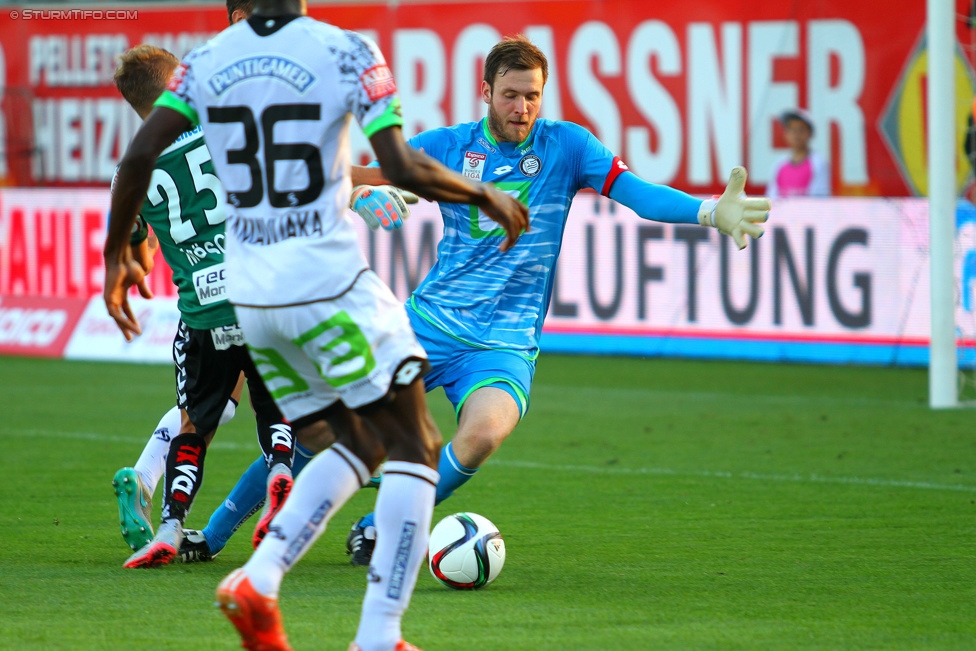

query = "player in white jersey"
(107, 1), (304, 567)
(103, 2), (529, 650)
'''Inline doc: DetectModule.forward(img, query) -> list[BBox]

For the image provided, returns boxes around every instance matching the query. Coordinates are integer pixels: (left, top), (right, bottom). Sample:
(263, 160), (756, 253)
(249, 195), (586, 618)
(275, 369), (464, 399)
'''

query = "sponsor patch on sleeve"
(360, 64), (397, 101)
(167, 62), (189, 92)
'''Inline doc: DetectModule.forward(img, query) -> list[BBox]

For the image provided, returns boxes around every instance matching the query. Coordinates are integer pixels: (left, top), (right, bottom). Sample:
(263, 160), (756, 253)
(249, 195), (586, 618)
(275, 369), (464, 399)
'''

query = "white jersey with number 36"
(157, 15), (403, 307)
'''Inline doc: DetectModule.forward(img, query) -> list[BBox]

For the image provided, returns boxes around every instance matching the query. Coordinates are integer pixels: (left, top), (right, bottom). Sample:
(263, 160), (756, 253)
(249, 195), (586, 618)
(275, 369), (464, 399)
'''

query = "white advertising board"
(4, 189), (973, 366)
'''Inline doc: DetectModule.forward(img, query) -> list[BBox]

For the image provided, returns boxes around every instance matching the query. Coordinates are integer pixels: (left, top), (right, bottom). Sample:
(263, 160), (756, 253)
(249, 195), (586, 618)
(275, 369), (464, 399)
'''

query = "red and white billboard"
(0, 187), (971, 366)
(361, 197), (944, 365)
(0, 1), (974, 196)
(63, 294), (180, 364)
(0, 187), (182, 361)
(0, 188), (177, 299)
(0, 293), (87, 357)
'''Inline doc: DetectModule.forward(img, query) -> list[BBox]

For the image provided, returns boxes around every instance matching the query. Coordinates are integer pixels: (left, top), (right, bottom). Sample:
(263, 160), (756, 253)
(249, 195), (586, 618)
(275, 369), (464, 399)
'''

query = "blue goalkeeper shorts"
(407, 305), (534, 420)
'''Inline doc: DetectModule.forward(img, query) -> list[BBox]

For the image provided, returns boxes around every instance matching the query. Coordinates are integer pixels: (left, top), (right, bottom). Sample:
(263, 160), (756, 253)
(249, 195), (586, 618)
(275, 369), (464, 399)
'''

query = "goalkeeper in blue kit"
(184, 34), (769, 565)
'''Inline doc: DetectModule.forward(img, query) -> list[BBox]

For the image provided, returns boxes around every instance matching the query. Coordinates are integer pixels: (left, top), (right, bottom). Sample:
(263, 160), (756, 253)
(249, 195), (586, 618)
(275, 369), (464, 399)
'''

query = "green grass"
(0, 354), (974, 650)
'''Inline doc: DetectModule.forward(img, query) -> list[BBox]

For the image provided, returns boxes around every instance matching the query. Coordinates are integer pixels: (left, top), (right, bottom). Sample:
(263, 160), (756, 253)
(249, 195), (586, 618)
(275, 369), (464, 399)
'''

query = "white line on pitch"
(12, 428), (250, 451)
(486, 459), (976, 493)
(13, 428), (975, 494)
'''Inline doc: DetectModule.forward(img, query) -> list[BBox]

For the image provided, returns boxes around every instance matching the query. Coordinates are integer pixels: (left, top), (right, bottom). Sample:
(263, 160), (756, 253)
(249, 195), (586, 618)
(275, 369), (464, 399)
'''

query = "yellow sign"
(879, 35), (976, 196)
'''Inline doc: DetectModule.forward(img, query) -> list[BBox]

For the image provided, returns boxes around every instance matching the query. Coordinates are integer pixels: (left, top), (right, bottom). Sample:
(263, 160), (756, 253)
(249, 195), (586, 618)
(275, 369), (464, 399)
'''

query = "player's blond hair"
(113, 45), (180, 115)
(483, 35), (549, 90)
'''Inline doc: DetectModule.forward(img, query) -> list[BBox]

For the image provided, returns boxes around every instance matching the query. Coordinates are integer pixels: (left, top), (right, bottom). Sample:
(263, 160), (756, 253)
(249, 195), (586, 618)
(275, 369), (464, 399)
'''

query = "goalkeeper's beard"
(487, 104), (532, 144)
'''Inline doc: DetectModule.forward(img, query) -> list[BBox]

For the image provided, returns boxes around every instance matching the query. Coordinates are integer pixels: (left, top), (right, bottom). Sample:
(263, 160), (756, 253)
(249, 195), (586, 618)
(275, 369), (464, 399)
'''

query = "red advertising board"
(0, 293), (87, 356)
(0, 1), (974, 196)
(0, 188), (177, 299)
(0, 187), (971, 367)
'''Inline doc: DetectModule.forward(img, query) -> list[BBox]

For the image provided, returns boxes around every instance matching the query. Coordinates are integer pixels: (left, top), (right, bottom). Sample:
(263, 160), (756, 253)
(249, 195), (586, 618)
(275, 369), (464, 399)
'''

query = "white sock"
(268, 461), (292, 479)
(218, 398), (237, 426)
(354, 461), (438, 651)
(134, 406), (181, 494)
(243, 444), (369, 598)
(134, 400), (233, 494)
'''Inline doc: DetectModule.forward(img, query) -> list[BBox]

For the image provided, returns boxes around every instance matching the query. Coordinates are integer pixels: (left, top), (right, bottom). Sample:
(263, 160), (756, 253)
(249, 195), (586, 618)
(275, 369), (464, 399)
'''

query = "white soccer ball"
(428, 512), (506, 589)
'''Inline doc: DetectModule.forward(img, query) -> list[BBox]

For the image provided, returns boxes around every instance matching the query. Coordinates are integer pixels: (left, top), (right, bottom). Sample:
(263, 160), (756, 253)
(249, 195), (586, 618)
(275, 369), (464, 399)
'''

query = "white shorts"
(235, 270), (427, 421)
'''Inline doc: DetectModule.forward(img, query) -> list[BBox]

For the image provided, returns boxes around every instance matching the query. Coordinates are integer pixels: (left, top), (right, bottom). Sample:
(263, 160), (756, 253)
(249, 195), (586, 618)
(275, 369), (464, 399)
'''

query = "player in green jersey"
(108, 44), (298, 568)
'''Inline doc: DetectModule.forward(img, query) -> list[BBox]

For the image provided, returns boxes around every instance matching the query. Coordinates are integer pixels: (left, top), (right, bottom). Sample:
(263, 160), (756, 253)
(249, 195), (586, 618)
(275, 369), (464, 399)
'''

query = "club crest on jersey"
(208, 56), (317, 96)
(464, 151), (487, 181)
(518, 154), (542, 177)
(360, 64), (397, 101)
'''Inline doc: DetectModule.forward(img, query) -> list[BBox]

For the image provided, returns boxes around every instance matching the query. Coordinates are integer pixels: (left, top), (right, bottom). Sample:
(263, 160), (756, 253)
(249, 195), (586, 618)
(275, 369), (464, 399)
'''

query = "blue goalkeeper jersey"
(408, 117), (628, 358)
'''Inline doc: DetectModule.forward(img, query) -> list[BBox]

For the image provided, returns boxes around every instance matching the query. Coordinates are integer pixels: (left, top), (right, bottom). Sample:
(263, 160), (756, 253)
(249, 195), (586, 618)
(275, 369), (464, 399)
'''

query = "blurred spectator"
(964, 102), (976, 177)
(766, 108), (830, 198)
(964, 4), (976, 183)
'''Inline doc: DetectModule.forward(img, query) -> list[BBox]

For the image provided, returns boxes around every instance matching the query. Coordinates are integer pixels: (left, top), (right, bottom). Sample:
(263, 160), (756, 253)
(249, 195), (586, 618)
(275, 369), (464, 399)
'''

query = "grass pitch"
(0, 354), (973, 650)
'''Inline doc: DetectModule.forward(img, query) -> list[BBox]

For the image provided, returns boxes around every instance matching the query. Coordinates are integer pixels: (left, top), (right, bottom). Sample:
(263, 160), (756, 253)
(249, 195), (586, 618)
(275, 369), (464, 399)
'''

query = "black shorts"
(173, 320), (281, 434)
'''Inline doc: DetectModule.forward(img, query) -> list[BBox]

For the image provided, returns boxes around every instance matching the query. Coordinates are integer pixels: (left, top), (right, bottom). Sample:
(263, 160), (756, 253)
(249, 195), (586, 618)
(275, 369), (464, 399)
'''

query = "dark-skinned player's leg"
(217, 405), (372, 651)
(350, 372), (441, 651)
(218, 371), (441, 651)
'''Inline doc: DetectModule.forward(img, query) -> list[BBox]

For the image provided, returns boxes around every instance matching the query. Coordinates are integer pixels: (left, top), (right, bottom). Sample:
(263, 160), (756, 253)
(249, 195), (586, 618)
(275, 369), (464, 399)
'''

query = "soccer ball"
(428, 512), (506, 589)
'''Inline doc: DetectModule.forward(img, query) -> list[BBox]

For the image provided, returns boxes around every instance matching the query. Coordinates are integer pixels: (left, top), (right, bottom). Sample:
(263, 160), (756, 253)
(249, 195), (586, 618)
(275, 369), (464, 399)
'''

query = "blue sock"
(357, 442), (478, 530)
(435, 441), (478, 504)
(292, 443), (313, 475)
(202, 442), (314, 554)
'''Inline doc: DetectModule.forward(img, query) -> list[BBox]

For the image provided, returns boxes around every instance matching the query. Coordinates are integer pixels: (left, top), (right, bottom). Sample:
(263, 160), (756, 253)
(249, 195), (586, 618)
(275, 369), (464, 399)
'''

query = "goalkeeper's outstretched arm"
(608, 166), (770, 250)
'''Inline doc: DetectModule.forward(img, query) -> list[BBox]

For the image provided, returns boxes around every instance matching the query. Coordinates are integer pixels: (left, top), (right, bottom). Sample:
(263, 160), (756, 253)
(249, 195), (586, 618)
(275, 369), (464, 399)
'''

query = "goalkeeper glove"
(350, 185), (419, 231)
(697, 166), (770, 250)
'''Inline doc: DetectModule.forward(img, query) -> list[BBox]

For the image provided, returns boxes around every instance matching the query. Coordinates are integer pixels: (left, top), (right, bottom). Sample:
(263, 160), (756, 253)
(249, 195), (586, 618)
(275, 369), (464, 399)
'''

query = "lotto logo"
(394, 360), (423, 386)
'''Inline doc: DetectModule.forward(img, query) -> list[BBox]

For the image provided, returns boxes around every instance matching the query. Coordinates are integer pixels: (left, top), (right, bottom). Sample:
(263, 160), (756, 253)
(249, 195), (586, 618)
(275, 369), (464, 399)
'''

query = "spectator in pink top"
(766, 108), (831, 198)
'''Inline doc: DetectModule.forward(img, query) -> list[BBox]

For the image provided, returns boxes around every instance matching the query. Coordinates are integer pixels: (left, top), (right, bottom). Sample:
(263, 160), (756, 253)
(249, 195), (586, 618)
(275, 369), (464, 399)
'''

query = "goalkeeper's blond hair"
(113, 45), (179, 116)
